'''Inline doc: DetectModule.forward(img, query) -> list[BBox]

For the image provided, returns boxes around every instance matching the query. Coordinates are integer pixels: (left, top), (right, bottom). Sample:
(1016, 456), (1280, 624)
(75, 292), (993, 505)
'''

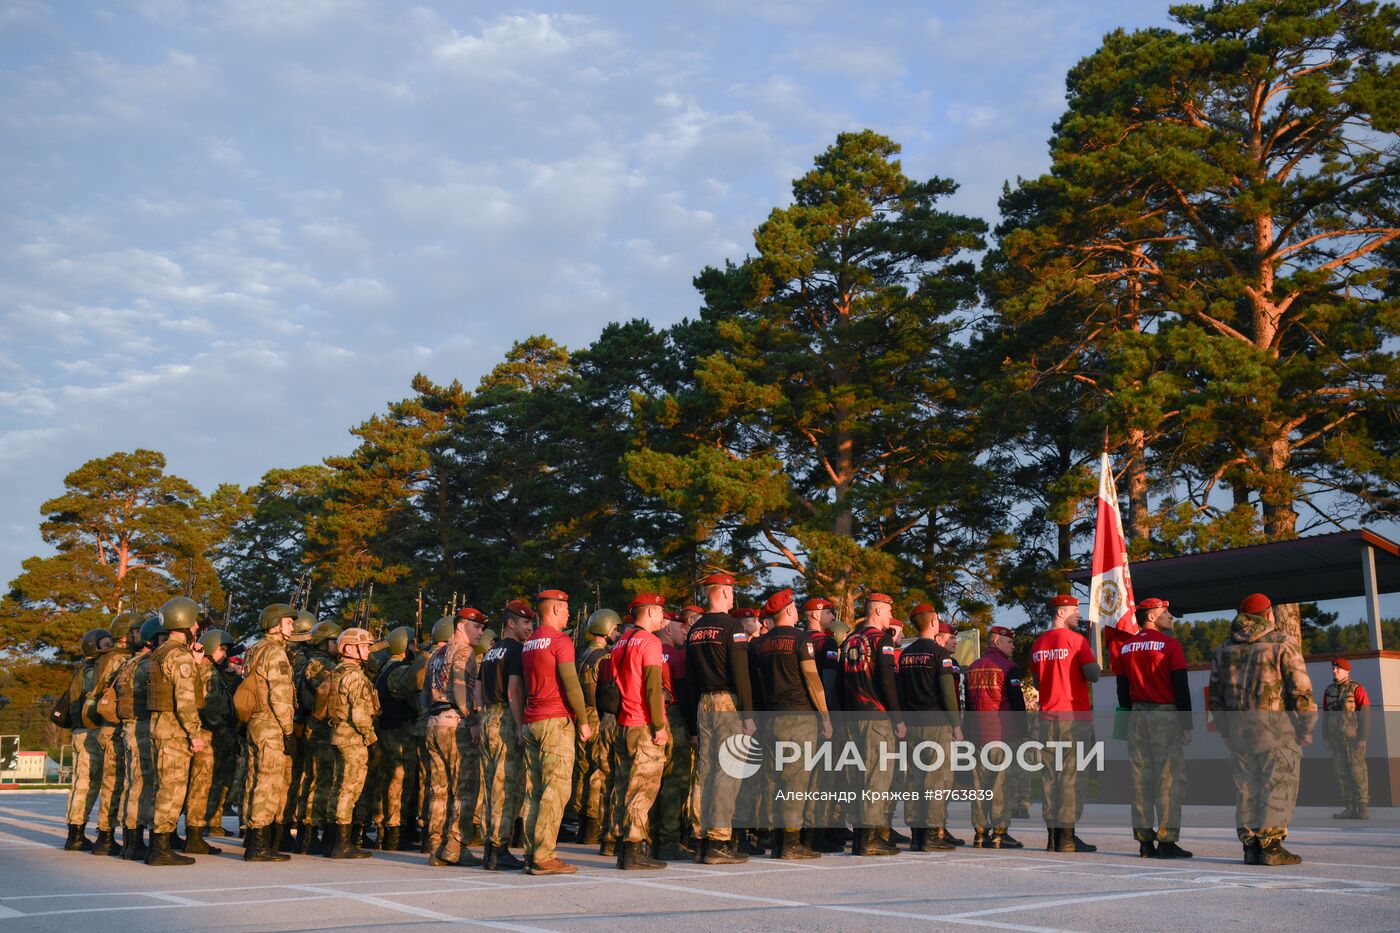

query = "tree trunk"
(1125, 427), (1150, 550)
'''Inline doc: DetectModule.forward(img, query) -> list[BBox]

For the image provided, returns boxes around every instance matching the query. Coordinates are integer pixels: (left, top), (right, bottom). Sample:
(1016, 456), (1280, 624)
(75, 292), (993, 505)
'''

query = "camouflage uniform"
(298, 647), (338, 828)
(62, 657), (101, 828)
(572, 641), (609, 826)
(1208, 611), (1316, 849)
(184, 657), (221, 832)
(329, 660), (379, 825)
(481, 691), (524, 850)
(422, 639), (477, 862)
(653, 701), (692, 851)
(376, 656), (420, 836)
(1012, 682), (1040, 812)
(243, 635), (296, 829)
(148, 638), (203, 833)
(523, 716), (576, 865)
(1128, 704), (1187, 844)
(121, 652), (157, 830)
(282, 643), (314, 830)
(90, 646), (129, 834)
(1322, 679), (1368, 813)
(205, 664), (240, 828)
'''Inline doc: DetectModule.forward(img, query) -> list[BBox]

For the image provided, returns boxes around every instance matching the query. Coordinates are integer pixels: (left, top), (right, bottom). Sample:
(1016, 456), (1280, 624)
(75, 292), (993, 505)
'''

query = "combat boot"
(812, 829), (845, 853)
(1332, 804), (1354, 819)
(692, 839), (707, 862)
(528, 856), (577, 875)
(853, 828), (899, 857)
(122, 827), (148, 861)
(489, 845), (524, 871)
(184, 826), (221, 855)
(738, 829), (765, 856)
(1138, 839), (1158, 858)
(1258, 840), (1301, 866)
(618, 841), (667, 870)
(144, 832), (195, 866)
(921, 829), (954, 852)
(931, 827), (964, 847)
(245, 826), (290, 862)
(578, 817), (600, 845)
(1354, 804), (1369, 820)
(992, 831), (1023, 849)
(888, 826), (910, 845)
(63, 824), (91, 851)
(598, 836), (617, 857)
(776, 830), (818, 860)
(971, 828), (989, 848)
(1046, 828), (1056, 851)
(296, 823), (316, 855)
(1010, 804), (1031, 820)
(510, 817), (524, 849)
(1155, 841), (1192, 859)
(274, 822), (294, 852)
(90, 828), (116, 856)
(459, 847), (483, 867)
(381, 825), (401, 852)
(350, 822), (367, 848)
(1052, 828), (1077, 853)
(1243, 839), (1262, 865)
(329, 824), (372, 859)
(657, 840), (694, 861)
(701, 838), (748, 865)
(401, 821), (421, 850)
(909, 828), (927, 852)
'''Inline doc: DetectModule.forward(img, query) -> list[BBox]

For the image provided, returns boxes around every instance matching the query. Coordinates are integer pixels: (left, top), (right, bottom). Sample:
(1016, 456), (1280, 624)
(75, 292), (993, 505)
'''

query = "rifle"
(361, 582), (374, 632)
(415, 589), (423, 643)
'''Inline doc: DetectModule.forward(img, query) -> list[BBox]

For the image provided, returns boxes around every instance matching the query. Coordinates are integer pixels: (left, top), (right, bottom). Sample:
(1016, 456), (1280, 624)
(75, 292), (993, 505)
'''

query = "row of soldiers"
(55, 579), (1363, 871)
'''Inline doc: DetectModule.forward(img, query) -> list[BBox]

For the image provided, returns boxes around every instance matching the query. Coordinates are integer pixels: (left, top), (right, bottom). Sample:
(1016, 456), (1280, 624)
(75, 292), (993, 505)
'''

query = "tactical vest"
(426, 644), (455, 715)
(146, 642), (179, 712)
(376, 658), (416, 729)
(132, 655), (152, 718)
(114, 653), (143, 722)
(1324, 679), (1361, 740)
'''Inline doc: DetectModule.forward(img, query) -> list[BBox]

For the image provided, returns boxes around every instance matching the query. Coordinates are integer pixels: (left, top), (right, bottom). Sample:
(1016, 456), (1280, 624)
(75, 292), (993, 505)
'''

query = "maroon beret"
(701, 571), (736, 586)
(1138, 597), (1169, 610)
(1332, 657), (1351, 671)
(763, 589), (794, 615)
(1050, 594), (1078, 607)
(1238, 593), (1271, 615)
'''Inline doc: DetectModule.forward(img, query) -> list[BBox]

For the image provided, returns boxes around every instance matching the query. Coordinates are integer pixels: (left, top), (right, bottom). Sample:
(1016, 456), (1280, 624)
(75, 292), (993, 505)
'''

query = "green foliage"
(0, 450), (224, 660)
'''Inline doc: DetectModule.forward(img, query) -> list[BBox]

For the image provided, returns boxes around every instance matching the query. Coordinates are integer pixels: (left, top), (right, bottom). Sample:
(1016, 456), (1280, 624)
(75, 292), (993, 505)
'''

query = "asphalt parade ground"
(0, 792), (1396, 932)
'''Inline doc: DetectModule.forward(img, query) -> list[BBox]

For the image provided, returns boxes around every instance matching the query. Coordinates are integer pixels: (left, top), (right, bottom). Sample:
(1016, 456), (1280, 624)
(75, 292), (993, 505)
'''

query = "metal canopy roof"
(1067, 528), (1400, 617)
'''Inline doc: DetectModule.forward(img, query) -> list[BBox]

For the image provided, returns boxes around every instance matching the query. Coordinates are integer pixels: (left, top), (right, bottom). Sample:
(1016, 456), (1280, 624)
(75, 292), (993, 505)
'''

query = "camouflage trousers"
(570, 711), (602, 823)
(1129, 704), (1187, 843)
(523, 716), (575, 864)
(458, 736), (483, 843)
(904, 724), (954, 829)
(378, 723), (416, 828)
(281, 728), (308, 825)
(610, 725), (666, 844)
(851, 718), (896, 828)
(425, 718), (466, 860)
(596, 714), (618, 840)
(971, 742), (1010, 832)
(204, 729), (238, 829)
(1330, 740), (1368, 809)
(1039, 717), (1090, 829)
(120, 719), (155, 829)
(354, 742), (382, 828)
(92, 726), (122, 831)
(650, 706), (691, 846)
(1230, 743), (1301, 846)
(64, 728), (101, 826)
(767, 714), (817, 830)
(690, 691), (742, 841)
(150, 712), (193, 834)
(184, 727), (215, 829)
(308, 727), (336, 825)
(734, 717), (774, 829)
(332, 741), (369, 825)
(480, 705), (524, 846)
(244, 716), (290, 829)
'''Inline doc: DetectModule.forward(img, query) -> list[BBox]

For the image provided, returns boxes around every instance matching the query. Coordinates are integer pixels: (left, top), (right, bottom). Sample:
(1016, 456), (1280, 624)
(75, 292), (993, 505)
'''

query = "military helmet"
(109, 610), (142, 643)
(79, 628), (113, 659)
(387, 626), (413, 657)
(139, 614), (166, 646)
(160, 595), (202, 632)
(199, 628), (234, 654)
(258, 602), (296, 632)
(586, 608), (622, 638)
(290, 609), (317, 643)
(337, 627), (374, 652)
(430, 615), (454, 645)
(310, 620), (343, 646)
(474, 628), (497, 658)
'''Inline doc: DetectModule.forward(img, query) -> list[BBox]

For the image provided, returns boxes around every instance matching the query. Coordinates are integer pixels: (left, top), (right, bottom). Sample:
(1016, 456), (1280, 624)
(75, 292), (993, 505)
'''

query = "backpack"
(312, 673), (336, 723)
(232, 677), (259, 724)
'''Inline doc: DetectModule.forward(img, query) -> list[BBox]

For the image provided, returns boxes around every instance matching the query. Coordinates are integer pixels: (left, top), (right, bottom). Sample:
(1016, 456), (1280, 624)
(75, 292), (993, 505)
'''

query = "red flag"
(1089, 450), (1137, 668)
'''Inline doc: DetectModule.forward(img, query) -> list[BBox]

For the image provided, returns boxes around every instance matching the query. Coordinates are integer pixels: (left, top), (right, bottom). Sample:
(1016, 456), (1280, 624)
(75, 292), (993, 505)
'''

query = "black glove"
(283, 733), (296, 755)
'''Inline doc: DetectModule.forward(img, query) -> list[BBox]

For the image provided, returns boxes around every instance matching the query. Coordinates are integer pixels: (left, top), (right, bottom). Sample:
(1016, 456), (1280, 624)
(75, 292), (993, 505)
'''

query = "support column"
(1362, 544), (1383, 651)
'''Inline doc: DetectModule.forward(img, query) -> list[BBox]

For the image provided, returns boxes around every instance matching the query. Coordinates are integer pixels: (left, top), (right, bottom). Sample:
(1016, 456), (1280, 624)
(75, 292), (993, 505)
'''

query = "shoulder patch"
(732, 632), (748, 642)
(882, 645), (895, 655)
(179, 663), (193, 678)
(941, 657), (953, 667)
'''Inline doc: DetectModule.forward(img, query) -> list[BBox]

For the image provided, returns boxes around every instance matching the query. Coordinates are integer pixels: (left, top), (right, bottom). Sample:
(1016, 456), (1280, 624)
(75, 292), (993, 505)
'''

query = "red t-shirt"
(613, 628), (664, 727)
(1117, 629), (1187, 705)
(1030, 627), (1095, 713)
(522, 625), (575, 722)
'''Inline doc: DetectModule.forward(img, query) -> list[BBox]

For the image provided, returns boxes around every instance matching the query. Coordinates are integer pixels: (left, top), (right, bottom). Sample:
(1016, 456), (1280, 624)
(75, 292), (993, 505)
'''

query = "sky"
(2, 0), (1395, 624)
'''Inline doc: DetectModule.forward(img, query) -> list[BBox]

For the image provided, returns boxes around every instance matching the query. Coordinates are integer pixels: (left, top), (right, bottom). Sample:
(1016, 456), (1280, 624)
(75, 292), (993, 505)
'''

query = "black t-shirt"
(897, 637), (961, 725)
(479, 637), (523, 705)
(839, 625), (901, 714)
(684, 611), (754, 710)
(807, 630), (840, 674)
(754, 625), (817, 712)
